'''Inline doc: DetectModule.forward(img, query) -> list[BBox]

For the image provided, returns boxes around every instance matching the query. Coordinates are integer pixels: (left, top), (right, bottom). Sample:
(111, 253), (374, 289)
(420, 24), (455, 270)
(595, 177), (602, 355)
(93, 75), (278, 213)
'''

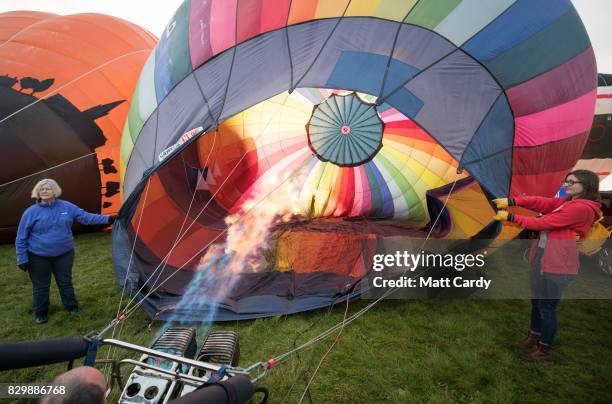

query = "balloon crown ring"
(307, 92), (383, 166)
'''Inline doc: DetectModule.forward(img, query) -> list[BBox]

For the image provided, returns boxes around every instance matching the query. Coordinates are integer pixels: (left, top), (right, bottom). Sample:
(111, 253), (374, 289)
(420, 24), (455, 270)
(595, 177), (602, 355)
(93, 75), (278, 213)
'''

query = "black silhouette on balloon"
(19, 77), (54, 94)
(0, 74), (124, 243)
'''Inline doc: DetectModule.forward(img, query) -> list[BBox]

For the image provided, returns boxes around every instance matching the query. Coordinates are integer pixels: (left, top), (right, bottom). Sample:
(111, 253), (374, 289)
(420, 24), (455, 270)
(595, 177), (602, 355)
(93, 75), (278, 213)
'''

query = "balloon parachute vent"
(119, 327), (197, 403)
(306, 92), (383, 166)
(197, 331), (240, 368)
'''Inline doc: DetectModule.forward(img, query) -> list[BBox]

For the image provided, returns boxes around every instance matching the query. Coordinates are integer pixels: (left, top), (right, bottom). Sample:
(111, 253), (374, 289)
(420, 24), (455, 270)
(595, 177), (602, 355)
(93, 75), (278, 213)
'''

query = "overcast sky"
(0, 0), (610, 72)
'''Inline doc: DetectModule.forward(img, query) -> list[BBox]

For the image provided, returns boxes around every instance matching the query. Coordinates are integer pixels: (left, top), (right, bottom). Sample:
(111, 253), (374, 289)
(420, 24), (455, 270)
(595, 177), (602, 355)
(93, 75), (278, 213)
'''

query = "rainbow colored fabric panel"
(122, 0), (596, 201)
(115, 0), (597, 321)
(193, 89), (464, 224)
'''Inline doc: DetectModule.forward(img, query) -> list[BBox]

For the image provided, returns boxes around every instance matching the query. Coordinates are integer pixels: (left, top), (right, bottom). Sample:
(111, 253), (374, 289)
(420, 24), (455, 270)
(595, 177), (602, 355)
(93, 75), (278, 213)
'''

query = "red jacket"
(512, 196), (602, 275)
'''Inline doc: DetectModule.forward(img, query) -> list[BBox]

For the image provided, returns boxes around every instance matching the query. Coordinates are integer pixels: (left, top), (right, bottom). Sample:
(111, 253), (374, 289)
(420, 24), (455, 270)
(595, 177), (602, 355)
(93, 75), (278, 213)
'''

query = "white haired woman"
(15, 179), (116, 324)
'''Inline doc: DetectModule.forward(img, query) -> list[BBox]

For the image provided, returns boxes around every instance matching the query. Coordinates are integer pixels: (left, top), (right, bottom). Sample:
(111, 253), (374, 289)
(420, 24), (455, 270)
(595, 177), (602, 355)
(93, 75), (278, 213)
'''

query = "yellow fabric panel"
(345, 0), (381, 17)
(315, 0), (351, 19)
(313, 163), (339, 215)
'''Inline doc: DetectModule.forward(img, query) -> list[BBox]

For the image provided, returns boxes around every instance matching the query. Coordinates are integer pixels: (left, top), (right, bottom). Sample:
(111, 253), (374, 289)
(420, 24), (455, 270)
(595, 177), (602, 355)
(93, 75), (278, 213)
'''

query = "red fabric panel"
(261, 0), (291, 32)
(237, 0), (263, 43)
(512, 132), (588, 175)
(510, 170), (568, 197)
(333, 167), (355, 216)
(277, 230), (376, 277)
(385, 120), (435, 142)
(163, 225), (223, 269)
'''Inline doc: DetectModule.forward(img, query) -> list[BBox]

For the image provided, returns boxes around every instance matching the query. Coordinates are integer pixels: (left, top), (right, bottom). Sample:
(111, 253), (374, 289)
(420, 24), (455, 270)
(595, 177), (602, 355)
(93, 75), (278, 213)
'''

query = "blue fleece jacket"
(16, 199), (109, 264)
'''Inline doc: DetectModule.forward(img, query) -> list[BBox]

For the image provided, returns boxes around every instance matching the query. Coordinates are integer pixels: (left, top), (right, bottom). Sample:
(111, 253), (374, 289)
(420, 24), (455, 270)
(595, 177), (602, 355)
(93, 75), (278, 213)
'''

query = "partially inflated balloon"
(0, 11), (156, 242)
(115, 0), (597, 320)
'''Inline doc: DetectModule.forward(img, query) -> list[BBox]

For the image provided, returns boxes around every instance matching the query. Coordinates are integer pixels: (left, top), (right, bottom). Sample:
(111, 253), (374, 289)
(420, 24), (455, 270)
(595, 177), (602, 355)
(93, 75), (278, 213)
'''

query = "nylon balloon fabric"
(114, 0), (597, 321)
(0, 11), (156, 243)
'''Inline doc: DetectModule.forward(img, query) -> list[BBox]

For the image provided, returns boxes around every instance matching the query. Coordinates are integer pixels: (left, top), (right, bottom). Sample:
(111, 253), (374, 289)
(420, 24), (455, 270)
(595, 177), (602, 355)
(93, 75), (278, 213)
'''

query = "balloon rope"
(109, 92), (293, 325)
(0, 152), (96, 188)
(0, 16), (58, 50)
(266, 177), (459, 369)
(377, 2), (420, 102)
(290, 0), (351, 92)
(297, 295), (350, 404)
(116, 92), (292, 316)
(101, 176), (152, 377)
(0, 49), (151, 125)
(136, 130), (219, 312)
(118, 157), (313, 323)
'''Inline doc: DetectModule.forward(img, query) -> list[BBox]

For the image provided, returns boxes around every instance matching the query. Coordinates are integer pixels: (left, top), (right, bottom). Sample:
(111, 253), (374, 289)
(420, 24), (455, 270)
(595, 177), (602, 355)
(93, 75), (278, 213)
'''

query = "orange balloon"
(0, 11), (157, 242)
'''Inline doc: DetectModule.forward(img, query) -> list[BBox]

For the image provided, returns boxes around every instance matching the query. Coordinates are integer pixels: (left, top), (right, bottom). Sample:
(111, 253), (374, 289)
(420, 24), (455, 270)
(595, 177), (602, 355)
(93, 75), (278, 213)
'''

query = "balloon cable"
(264, 177), (459, 378)
(103, 93), (294, 330)
(118, 158), (313, 324)
(116, 92), (292, 318)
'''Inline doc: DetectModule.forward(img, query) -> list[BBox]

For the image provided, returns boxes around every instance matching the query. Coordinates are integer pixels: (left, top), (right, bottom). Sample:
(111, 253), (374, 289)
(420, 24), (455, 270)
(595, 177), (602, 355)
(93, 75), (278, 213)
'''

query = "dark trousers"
(529, 249), (575, 346)
(28, 250), (78, 317)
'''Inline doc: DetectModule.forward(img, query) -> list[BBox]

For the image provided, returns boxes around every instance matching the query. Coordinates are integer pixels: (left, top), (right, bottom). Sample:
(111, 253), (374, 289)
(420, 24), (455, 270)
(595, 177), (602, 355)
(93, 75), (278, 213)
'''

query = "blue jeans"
(28, 250), (78, 317)
(529, 249), (575, 346)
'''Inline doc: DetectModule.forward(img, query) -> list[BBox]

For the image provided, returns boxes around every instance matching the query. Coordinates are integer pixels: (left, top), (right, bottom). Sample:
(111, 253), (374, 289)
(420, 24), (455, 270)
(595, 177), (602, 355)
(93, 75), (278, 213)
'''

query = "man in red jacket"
(493, 170), (602, 362)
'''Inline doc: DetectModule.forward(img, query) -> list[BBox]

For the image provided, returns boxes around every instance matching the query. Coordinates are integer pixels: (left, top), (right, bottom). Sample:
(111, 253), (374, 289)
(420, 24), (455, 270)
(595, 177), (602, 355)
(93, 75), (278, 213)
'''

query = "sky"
(0, 0), (610, 72)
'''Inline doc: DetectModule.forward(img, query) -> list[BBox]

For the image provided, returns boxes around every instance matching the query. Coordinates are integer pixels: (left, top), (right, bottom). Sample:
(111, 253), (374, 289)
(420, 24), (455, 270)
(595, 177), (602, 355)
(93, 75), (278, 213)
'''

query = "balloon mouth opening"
(341, 125), (351, 135)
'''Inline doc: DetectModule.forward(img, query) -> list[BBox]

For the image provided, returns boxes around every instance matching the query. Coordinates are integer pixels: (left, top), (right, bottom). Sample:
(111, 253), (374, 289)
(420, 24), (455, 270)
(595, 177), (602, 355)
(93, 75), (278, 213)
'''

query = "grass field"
(1, 231), (611, 403)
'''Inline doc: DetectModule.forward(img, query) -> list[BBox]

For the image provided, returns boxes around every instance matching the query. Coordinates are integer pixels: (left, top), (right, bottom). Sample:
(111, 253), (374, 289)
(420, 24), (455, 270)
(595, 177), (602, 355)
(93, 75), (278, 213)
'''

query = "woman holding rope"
(492, 169), (602, 362)
(15, 179), (116, 324)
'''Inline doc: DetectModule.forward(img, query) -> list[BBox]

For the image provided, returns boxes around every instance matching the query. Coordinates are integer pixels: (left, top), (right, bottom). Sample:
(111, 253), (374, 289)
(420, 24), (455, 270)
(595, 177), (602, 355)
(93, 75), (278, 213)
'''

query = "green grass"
(1, 232), (611, 403)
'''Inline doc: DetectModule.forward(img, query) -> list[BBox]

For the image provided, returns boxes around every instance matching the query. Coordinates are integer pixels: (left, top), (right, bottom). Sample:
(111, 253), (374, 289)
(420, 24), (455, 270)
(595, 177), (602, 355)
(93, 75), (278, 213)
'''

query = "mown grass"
(0, 231), (611, 403)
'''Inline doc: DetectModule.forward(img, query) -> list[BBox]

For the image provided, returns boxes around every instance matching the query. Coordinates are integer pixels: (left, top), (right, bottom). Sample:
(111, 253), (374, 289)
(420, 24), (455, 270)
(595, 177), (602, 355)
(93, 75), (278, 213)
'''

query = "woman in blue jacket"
(15, 179), (116, 324)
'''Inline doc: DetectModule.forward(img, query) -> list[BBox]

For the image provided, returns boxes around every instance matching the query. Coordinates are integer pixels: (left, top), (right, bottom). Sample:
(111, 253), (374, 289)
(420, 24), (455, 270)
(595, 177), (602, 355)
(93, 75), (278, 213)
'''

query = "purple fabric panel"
(218, 30), (291, 121)
(392, 23), (456, 71)
(405, 50), (502, 160)
(506, 47), (597, 117)
(189, 0), (213, 69)
(297, 18), (397, 91)
(124, 110), (157, 197)
(155, 74), (212, 158)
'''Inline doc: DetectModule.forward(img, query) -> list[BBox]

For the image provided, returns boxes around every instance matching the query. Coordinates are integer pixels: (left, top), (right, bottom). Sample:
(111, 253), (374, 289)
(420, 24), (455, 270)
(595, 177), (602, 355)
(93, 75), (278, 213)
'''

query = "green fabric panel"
(120, 123), (135, 169)
(169, 1), (192, 86)
(404, 0), (463, 30)
(127, 83), (144, 143)
(486, 8), (591, 88)
(374, 0), (419, 22)
(372, 152), (418, 217)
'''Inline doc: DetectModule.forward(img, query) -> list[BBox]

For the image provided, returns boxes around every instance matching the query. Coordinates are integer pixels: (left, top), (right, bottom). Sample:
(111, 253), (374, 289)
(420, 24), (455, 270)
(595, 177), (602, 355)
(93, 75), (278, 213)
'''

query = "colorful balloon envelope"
(115, 0), (597, 320)
(0, 11), (156, 242)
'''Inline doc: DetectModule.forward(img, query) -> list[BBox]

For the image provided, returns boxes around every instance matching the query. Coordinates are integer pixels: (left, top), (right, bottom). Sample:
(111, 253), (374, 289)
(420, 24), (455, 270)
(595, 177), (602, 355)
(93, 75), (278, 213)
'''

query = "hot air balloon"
(114, 0), (597, 320)
(0, 11), (157, 242)
(572, 73), (612, 182)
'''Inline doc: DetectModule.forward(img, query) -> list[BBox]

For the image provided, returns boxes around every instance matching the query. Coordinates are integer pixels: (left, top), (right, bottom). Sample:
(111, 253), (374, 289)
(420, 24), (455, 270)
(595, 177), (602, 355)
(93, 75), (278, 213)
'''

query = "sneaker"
(67, 308), (80, 314)
(35, 316), (48, 324)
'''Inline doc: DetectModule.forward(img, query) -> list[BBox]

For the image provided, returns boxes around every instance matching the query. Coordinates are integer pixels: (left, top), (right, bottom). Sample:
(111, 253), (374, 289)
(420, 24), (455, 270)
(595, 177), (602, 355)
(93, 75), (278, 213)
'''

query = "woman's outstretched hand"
(492, 210), (510, 221)
(492, 198), (509, 209)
